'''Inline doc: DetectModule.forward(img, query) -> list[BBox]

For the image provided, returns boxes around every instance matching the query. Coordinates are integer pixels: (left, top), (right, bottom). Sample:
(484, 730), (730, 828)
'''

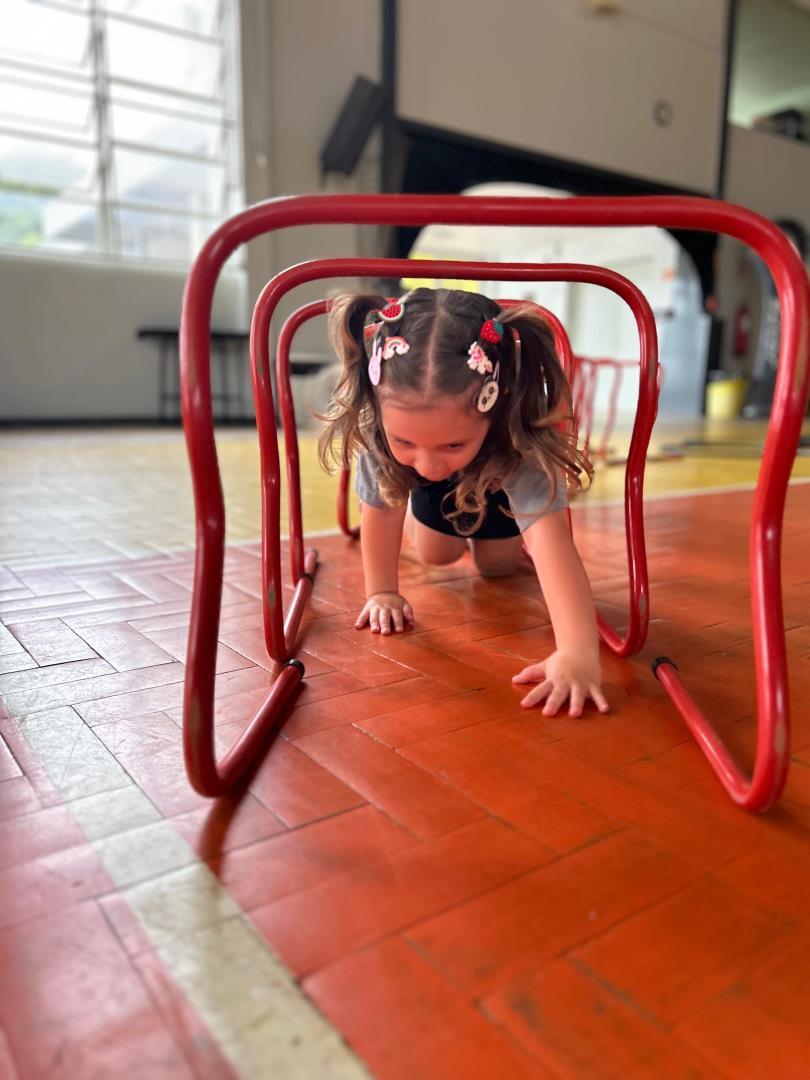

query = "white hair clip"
(476, 362), (500, 413)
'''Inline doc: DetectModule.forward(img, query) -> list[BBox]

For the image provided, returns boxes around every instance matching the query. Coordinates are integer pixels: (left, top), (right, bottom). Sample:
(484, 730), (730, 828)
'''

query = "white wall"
(0, 253), (246, 420)
(239, 0), (382, 358)
(724, 124), (810, 222)
(398, 0), (729, 194)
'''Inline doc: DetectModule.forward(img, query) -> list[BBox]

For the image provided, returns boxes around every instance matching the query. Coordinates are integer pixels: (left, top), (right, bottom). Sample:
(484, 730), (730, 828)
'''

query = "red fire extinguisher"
(733, 303), (751, 356)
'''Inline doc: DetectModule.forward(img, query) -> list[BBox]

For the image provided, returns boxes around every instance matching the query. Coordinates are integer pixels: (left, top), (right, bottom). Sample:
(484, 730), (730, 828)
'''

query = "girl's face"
(379, 394), (490, 482)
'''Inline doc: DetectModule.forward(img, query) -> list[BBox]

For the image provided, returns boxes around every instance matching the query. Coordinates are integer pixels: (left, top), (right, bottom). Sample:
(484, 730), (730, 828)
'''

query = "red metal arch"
(269, 267), (655, 662)
(180, 193), (809, 810)
(261, 259), (657, 674)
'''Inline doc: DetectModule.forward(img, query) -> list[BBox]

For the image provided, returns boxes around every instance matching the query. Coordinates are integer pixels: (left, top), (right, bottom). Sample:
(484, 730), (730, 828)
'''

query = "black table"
(137, 327), (250, 422)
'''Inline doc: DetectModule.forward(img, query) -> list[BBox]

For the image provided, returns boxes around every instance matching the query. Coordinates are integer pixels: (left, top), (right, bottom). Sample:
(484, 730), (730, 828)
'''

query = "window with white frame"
(0, 0), (243, 264)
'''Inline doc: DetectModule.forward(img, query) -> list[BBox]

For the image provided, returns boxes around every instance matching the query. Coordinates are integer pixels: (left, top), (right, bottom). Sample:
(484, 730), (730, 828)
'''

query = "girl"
(319, 288), (609, 718)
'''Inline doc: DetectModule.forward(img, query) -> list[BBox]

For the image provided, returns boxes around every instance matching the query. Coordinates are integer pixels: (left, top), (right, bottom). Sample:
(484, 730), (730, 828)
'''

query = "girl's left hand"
(512, 650), (609, 717)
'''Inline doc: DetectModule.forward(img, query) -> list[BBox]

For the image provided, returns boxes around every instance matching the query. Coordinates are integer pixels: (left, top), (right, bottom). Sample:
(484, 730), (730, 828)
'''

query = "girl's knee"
(408, 516), (467, 567)
(471, 538), (523, 578)
(474, 554), (519, 577)
(415, 537), (467, 567)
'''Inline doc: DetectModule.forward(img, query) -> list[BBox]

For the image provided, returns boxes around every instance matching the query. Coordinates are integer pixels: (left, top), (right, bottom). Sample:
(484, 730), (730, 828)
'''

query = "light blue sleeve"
(501, 462), (568, 533)
(354, 452), (387, 508)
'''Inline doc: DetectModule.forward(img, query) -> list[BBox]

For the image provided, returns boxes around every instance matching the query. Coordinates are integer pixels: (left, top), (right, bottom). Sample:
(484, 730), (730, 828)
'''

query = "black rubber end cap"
(283, 658), (306, 676)
(651, 656), (677, 678)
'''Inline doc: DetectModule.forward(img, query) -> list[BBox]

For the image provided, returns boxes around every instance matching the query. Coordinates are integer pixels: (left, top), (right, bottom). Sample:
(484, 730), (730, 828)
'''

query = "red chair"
(571, 356), (650, 460)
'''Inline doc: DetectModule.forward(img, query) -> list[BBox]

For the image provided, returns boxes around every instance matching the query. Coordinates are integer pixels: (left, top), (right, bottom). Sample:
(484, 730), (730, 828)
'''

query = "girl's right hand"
(355, 592), (414, 634)
(512, 649), (609, 716)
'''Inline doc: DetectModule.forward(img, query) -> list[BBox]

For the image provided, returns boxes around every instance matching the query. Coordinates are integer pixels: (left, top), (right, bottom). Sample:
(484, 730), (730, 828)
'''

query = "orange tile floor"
(1, 426), (810, 1078)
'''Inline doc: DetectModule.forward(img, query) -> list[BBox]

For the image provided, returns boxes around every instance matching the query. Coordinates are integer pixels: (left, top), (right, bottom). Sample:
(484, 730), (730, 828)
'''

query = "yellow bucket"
(705, 377), (747, 420)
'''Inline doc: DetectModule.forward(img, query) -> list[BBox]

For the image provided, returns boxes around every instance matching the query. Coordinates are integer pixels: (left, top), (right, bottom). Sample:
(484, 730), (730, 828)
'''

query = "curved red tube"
(180, 193), (808, 810)
(275, 300), (330, 581)
(252, 259), (657, 664)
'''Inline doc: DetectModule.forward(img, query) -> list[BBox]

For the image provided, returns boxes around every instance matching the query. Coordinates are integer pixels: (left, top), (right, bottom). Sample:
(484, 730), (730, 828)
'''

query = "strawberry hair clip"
(467, 318), (517, 414)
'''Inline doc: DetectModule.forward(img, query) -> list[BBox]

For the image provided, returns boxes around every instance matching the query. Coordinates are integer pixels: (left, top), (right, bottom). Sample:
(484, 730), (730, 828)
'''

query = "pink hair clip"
(368, 334), (410, 385)
(368, 337), (383, 385)
(467, 342), (493, 375)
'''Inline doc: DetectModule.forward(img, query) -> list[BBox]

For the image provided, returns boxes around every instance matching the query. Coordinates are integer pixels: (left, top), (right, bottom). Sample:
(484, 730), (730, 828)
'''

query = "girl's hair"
(318, 287), (592, 534)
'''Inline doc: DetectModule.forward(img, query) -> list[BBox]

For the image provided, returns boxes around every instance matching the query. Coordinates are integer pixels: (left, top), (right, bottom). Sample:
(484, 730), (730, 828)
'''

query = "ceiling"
(730, 0), (810, 124)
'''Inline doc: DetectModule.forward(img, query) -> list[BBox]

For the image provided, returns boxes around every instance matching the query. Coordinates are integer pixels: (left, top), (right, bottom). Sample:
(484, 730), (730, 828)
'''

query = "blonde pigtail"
(498, 305), (593, 500)
(318, 293), (387, 473)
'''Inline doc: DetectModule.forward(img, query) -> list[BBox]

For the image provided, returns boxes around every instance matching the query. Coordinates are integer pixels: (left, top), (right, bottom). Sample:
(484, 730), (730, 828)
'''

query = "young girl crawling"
(319, 287), (608, 718)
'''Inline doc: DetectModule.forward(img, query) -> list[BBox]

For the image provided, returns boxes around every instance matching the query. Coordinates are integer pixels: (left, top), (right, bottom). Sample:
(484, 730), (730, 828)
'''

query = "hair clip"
(480, 319), (503, 344)
(363, 310), (384, 359)
(368, 334), (410, 384)
(379, 298), (405, 322)
(368, 337), (383, 385)
(510, 325), (522, 371)
(467, 342), (493, 375)
(476, 362), (500, 413)
(382, 335), (409, 360)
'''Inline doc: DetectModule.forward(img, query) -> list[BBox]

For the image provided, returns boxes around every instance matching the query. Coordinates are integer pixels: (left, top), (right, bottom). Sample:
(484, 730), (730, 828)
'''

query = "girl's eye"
(445, 443), (465, 450)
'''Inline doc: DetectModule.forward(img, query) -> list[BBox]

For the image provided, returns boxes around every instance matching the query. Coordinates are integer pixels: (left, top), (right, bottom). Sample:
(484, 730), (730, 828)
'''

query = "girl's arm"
(514, 508), (609, 716)
(355, 501), (414, 634)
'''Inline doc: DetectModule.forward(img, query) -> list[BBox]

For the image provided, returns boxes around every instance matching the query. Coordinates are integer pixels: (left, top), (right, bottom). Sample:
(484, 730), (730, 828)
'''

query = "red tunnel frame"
(274, 294), (638, 653)
(180, 194), (809, 811)
(272, 275), (654, 658)
(264, 259), (657, 665)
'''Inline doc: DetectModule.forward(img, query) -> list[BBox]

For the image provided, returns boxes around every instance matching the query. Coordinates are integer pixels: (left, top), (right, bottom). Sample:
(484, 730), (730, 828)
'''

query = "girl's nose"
(417, 456), (446, 481)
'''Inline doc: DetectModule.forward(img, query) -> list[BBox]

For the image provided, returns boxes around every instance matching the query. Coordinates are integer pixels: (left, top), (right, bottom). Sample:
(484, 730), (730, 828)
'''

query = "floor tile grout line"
(94, 896), (239, 1080)
(2, 697), (373, 1078)
(567, 927), (804, 1061)
(663, 925), (810, 1030)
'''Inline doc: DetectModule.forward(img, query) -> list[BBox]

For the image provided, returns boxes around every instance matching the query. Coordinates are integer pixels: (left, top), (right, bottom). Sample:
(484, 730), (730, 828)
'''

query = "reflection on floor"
(1, 418), (809, 1077)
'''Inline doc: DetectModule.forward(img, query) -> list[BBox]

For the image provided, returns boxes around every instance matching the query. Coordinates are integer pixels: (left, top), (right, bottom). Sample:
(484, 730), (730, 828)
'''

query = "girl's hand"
(355, 592), (414, 635)
(512, 650), (609, 717)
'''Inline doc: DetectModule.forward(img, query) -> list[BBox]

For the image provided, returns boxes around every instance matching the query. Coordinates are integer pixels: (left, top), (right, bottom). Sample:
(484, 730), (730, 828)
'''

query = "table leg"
(159, 339), (168, 422)
(218, 343), (228, 421)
